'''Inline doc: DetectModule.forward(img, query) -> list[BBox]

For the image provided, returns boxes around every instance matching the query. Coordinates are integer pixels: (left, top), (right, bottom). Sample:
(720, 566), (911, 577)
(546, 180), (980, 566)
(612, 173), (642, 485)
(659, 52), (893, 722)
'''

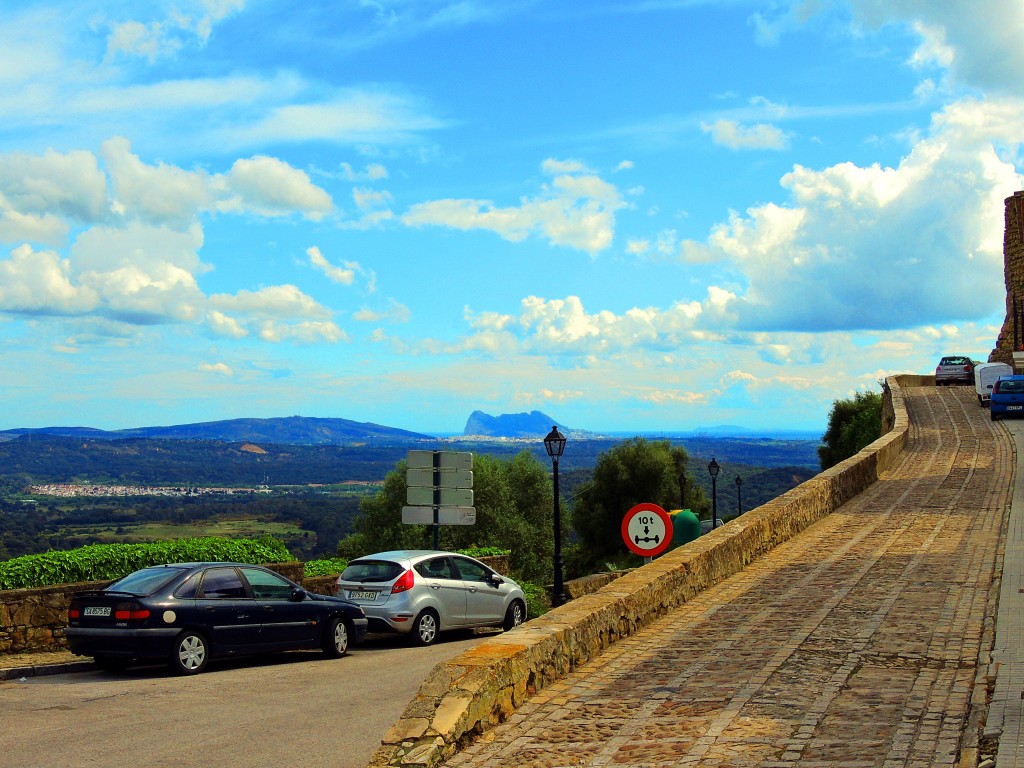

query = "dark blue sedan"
(66, 562), (368, 675)
(991, 375), (1024, 421)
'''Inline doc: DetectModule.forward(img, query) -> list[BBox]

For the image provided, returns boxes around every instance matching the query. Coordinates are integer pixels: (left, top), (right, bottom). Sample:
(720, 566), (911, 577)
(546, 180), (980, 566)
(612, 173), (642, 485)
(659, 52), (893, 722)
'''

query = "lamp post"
(544, 426), (567, 606)
(735, 475), (743, 516)
(678, 471), (687, 510)
(707, 458), (720, 529)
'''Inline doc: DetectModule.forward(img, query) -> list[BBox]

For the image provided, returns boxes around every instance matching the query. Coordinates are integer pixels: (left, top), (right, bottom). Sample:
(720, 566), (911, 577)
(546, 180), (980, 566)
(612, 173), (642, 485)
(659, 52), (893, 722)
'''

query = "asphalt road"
(0, 631), (494, 768)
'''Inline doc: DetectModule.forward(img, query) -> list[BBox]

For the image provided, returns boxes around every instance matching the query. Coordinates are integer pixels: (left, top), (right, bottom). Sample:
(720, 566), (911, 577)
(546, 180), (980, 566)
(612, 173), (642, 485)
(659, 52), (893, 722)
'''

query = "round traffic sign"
(621, 502), (673, 557)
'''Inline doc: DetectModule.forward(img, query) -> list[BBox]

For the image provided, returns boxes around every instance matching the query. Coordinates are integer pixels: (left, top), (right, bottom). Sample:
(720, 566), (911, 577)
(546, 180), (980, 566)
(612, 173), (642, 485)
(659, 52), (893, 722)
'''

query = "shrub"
(0, 536), (292, 590)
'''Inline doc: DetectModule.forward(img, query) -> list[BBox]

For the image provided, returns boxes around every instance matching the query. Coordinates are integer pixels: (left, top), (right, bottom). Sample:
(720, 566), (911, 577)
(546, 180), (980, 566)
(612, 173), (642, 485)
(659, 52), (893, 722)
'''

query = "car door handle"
(430, 585), (441, 590)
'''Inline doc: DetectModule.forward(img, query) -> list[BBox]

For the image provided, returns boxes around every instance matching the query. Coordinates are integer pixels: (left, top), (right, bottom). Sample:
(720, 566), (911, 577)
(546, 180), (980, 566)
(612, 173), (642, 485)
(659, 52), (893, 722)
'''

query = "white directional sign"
(407, 486), (474, 506)
(407, 450), (473, 471)
(402, 506), (477, 525)
(404, 451), (476, 535)
(407, 467), (473, 489)
(621, 502), (673, 558)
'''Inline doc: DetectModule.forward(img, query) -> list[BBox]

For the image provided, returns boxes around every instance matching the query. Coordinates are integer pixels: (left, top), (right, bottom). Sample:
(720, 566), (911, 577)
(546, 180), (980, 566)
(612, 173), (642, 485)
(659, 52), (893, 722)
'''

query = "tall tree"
(336, 451), (554, 582)
(569, 438), (706, 573)
(818, 389), (883, 470)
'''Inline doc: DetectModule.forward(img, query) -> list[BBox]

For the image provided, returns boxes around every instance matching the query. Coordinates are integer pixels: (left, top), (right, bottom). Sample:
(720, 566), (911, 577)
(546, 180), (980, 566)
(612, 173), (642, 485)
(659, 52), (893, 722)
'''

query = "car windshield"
(340, 560), (404, 583)
(107, 566), (187, 596)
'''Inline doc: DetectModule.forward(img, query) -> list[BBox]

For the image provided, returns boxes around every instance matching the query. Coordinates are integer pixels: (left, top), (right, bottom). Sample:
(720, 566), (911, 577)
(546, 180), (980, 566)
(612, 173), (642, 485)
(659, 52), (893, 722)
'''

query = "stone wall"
(991, 191), (1024, 364)
(368, 374), (917, 768)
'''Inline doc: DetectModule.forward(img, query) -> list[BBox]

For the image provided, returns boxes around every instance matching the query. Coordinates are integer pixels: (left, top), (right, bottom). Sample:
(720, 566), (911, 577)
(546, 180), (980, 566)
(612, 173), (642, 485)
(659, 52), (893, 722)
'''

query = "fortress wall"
(369, 374), (918, 768)
(991, 191), (1024, 364)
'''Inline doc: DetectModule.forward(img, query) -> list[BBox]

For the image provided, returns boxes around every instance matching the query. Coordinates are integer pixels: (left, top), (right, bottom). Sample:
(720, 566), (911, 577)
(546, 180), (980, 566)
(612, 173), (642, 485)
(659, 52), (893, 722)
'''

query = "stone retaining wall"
(368, 374), (916, 768)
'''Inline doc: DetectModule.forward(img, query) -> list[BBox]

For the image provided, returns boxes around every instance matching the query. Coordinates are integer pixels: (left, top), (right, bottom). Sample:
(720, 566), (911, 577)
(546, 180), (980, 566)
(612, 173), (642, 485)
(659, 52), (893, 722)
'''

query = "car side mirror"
(489, 574), (504, 587)
(290, 587), (307, 602)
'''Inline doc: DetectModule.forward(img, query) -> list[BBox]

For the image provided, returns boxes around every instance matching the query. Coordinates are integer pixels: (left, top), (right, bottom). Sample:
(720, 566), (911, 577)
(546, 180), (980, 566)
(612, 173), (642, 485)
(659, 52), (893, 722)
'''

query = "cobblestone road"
(445, 386), (1010, 768)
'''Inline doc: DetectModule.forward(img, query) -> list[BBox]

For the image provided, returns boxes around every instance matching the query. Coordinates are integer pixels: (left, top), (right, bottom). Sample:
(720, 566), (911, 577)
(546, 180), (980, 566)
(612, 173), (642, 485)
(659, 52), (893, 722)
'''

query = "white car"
(336, 550), (526, 645)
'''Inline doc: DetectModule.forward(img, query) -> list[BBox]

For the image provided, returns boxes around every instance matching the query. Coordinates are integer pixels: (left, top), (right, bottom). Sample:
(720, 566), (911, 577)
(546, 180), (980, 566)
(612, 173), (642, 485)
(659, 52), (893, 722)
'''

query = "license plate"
(349, 590), (377, 601)
(1009, 406), (1023, 411)
(84, 606), (111, 617)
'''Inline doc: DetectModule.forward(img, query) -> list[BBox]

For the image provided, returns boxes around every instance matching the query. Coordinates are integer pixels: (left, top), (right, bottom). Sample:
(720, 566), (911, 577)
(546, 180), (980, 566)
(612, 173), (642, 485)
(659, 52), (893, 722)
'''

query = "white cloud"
(701, 119), (789, 150)
(199, 361), (234, 376)
(353, 299), (411, 323)
(680, 95), (1024, 331)
(225, 156), (333, 219)
(102, 137), (212, 228)
(402, 159), (626, 254)
(105, 0), (246, 63)
(307, 246), (355, 285)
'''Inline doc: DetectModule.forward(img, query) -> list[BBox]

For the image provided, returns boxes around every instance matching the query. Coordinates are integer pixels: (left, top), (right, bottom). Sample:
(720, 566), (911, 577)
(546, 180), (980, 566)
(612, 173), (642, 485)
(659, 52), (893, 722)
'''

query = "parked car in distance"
(975, 362), (1013, 405)
(336, 550), (526, 646)
(67, 562), (368, 675)
(990, 375), (1024, 421)
(935, 355), (980, 385)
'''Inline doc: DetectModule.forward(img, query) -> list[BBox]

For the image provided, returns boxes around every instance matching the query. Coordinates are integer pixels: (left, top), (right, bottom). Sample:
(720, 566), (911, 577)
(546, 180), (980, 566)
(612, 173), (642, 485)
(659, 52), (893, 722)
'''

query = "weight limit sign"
(621, 502), (673, 558)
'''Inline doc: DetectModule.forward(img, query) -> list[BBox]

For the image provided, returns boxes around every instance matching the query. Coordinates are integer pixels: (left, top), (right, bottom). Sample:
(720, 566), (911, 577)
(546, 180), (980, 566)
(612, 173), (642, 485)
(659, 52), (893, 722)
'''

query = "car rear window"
(107, 566), (187, 595)
(340, 560), (405, 583)
(941, 357), (970, 366)
(998, 380), (1024, 394)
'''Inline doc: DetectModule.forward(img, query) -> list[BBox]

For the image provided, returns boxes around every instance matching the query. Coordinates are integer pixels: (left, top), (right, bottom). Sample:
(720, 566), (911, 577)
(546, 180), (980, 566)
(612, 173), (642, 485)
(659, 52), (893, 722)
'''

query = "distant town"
(29, 484), (273, 498)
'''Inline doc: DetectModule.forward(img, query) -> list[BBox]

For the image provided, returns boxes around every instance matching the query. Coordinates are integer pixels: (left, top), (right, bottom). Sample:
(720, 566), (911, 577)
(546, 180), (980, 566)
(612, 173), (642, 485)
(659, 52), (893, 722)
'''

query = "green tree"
(818, 389), (883, 470)
(336, 451), (555, 582)
(569, 438), (706, 574)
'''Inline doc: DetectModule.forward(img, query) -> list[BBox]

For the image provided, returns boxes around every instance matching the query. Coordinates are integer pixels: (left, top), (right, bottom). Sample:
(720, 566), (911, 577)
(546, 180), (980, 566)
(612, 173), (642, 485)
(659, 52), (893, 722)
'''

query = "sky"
(1, 0), (1022, 437)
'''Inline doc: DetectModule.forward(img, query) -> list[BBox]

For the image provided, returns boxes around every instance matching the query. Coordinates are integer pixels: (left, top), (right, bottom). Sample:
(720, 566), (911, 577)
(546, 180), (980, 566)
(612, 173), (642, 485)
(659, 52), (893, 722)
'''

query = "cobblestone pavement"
(445, 385), (1010, 768)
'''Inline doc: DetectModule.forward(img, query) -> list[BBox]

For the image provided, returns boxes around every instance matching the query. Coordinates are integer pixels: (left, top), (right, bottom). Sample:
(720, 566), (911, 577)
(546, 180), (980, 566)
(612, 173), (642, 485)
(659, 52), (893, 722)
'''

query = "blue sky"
(1, 0), (1021, 435)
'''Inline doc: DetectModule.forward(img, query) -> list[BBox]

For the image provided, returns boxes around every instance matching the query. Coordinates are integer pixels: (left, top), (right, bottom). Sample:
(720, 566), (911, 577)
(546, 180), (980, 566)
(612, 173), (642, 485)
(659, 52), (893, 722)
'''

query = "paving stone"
(442, 387), (1013, 768)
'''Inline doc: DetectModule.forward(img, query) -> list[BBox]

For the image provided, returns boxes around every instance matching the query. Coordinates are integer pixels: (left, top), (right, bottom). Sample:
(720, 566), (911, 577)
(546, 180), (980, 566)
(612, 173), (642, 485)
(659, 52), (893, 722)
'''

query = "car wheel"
(992, 410), (999, 422)
(411, 609), (439, 646)
(94, 656), (129, 673)
(322, 617), (349, 658)
(169, 630), (209, 675)
(503, 600), (525, 631)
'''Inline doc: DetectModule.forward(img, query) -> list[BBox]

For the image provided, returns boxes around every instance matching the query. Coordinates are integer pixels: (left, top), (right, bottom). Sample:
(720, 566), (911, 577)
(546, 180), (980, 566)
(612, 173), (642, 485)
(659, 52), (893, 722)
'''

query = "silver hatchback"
(336, 550), (527, 645)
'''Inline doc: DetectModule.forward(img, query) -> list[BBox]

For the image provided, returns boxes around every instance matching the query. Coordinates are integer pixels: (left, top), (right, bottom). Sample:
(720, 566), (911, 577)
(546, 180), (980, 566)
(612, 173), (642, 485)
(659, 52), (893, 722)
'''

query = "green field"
(51, 517), (310, 545)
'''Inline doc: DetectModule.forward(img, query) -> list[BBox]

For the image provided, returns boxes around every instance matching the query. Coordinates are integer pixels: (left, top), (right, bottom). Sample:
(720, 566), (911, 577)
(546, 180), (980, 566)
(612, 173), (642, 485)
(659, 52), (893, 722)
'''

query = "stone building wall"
(991, 191), (1024, 364)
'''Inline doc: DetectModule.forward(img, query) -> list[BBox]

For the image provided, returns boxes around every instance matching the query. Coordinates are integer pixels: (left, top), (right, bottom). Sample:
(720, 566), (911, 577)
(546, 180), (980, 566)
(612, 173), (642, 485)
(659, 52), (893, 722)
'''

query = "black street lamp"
(735, 475), (743, 516)
(544, 426), (567, 606)
(678, 471), (687, 510)
(707, 458), (720, 529)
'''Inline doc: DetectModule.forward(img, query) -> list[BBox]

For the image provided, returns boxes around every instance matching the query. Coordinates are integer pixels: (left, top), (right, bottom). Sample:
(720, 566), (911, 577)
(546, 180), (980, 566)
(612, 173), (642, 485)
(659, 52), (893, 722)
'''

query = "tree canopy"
(336, 451), (554, 582)
(818, 389), (883, 470)
(568, 438), (707, 574)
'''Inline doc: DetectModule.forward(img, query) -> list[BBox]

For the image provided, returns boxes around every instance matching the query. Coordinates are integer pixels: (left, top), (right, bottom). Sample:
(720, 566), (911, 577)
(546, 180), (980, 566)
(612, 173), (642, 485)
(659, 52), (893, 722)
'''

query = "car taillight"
(114, 603), (151, 621)
(391, 569), (415, 594)
(68, 608), (80, 619)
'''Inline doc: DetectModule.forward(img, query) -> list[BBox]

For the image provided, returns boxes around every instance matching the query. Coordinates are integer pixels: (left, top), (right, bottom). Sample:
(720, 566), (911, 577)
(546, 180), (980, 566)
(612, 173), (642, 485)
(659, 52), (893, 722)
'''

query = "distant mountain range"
(0, 416), (432, 445)
(0, 412), (819, 446)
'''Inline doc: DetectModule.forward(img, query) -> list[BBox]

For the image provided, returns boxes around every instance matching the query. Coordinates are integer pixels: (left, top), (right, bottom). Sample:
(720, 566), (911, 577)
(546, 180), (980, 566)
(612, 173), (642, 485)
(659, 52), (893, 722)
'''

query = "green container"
(669, 509), (702, 546)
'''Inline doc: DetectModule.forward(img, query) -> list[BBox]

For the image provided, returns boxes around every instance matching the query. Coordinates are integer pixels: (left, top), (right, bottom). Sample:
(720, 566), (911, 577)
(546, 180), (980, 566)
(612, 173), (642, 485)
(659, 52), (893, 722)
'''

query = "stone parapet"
(369, 374), (917, 768)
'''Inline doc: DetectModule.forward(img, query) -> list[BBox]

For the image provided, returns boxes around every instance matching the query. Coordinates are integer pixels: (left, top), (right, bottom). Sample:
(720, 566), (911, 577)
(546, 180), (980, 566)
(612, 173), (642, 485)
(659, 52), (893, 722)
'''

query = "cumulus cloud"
(701, 119), (789, 150)
(0, 142), (346, 344)
(679, 95), (1024, 331)
(353, 299), (411, 324)
(224, 156), (333, 219)
(402, 159), (626, 253)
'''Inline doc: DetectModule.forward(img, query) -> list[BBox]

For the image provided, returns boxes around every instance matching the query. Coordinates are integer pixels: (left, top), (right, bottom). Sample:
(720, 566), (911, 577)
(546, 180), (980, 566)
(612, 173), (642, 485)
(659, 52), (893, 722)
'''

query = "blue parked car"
(990, 375), (1024, 421)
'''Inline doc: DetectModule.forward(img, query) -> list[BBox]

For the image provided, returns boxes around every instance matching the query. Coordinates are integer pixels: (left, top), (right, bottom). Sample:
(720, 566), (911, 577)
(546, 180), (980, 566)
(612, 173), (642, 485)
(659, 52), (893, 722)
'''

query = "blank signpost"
(404, 450), (475, 547)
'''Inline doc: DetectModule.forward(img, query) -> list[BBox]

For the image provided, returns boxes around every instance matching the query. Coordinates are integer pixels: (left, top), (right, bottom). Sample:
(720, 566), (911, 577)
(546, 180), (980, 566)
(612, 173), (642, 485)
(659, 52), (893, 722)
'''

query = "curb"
(0, 660), (95, 681)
